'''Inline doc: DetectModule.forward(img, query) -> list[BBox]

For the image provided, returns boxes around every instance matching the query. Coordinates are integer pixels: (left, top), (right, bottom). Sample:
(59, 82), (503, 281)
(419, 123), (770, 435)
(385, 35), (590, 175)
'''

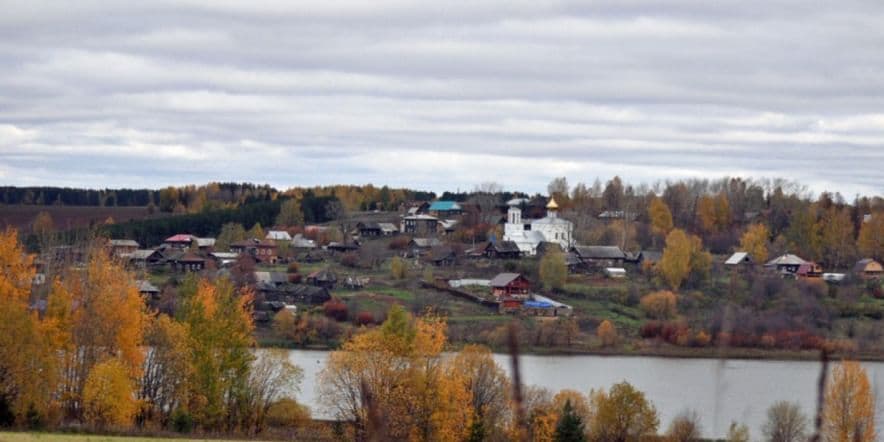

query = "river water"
(281, 349), (884, 440)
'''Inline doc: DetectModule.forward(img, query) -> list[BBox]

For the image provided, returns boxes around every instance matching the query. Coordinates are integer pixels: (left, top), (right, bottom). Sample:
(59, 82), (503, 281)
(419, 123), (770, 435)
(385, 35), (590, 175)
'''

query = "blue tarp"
(524, 301), (553, 308)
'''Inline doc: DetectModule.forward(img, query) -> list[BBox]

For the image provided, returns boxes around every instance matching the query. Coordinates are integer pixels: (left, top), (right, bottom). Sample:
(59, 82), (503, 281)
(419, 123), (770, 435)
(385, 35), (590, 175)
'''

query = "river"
(281, 349), (884, 440)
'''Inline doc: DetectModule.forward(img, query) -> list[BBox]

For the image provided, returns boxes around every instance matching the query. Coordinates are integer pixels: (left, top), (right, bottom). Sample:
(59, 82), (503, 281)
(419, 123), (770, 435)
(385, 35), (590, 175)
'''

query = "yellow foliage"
(648, 197), (674, 235)
(640, 291), (678, 319)
(739, 223), (769, 264)
(539, 248), (567, 291)
(82, 359), (139, 429)
(391, 256), (408, 279)
(596, 320), (618, 347)
(659, 229), (709, 289)
(857, 213), (883, 261)
(823, 360), (876, 442)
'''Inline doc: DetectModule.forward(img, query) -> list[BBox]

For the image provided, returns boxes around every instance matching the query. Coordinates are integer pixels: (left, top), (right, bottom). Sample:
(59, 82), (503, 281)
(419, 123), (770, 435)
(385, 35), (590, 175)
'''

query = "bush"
(323, 298), (349, 322)
(390, 257), (407, 279)
(356, 311), (375, 326)
(171, 409), (194, 433)
(82, 359), (138, 429)
(339, 252), (359, 268)
(286, 261), (300, 274)
(266, 398), (311, 428)
(640, 290), (678, 319)
(597, 320), (618, 347)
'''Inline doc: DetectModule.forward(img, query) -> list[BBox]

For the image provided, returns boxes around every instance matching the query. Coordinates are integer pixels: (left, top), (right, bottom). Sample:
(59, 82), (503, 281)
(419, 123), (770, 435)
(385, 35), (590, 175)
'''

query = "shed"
(853, 259), (883, 280)
(572, 245), (627, 267)
(604, 267), (627, 278)
(266, 230), (293, 241)
(765, 254), (807, 274)
(306, 269), (337, 289)
(724, 252), (753, 266)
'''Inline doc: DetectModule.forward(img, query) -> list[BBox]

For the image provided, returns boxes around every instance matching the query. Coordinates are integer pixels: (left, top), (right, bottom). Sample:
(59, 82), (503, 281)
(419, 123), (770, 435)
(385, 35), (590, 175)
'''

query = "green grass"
(0, 432), (248, 442)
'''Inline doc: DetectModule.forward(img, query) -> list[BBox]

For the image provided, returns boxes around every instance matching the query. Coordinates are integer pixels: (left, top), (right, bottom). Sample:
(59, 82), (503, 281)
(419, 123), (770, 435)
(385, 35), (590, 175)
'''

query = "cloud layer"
(1, 1), (882, 196)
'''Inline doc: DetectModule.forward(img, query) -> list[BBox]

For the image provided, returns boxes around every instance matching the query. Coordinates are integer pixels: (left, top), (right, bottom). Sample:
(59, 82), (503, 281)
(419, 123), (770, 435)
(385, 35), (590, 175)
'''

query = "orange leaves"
(824, 360), (877, 442)
(596, 320), (618, 347)
(82, 358), (139, 429)
(739, 223), (770, 264)
(640, 291), (678, 320)
(0, 227), (35, 306)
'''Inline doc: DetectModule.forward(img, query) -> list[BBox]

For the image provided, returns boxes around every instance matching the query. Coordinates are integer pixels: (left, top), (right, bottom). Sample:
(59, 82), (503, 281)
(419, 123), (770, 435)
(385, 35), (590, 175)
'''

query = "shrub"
(356, 311), (375, 326)
(286, 261), (300, 274)
(597, 320), (618, 347)
(171, 409), (194, 433)
(640, 291), (678, 319)
(339, 251), (359, 268)
(266, 398), (311, 428)
(82, 359), (138, 429)
(390, 257), (407, 279)
(388, 236), (410, 250)
(323, 298), (349, 322)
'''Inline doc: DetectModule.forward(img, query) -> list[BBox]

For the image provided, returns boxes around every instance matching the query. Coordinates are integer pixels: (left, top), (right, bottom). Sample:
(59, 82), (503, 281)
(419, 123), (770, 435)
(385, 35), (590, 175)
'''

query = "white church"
(503, 197), (574, 256)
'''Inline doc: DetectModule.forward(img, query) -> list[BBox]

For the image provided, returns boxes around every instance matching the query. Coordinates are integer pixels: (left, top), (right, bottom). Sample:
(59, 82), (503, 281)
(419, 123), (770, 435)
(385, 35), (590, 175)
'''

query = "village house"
(428, 200), (463, 217)
(168, 251), (206, 273)
(291, 233), (317, 249)
(409, 237), (442, 257)
(230, 238), (278, 263)
(163, 234), (215, 252)
(489, 273), (531, 299)
(356, 222), (383, 237)
(108, 239), (139, 256)
(796, 262), (824, 278)
(853, 258), (883, 280)
(127, 249), (165, 269)
(266, 230), (292, 242)
(504, 198), (574, 255)
(327, 241), (359, 253)
(402, 214), (439, 236)
(426, 245), (457, 266)
(306, 269), (337, 289)
(724, 252), (753, 269)
(403, 201), (431, 216)
(479, 240), (522, 259)
(437, 219), (459, 236)
(209, 252), (239, 268)
(136, 280), (161, 300)
(571, 245), (627, 268)
(765, 253), (806, 275)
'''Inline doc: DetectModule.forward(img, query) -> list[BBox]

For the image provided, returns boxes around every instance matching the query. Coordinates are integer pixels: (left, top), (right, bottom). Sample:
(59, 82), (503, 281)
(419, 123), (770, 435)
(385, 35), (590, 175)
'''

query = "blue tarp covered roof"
(524, 301), (553, 308)
(429, 201), (461, 211)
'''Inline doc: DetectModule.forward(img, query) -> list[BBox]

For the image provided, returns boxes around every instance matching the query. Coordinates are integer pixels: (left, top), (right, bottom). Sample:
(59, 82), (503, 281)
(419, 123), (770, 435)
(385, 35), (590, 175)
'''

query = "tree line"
(0, 228), (302, 434)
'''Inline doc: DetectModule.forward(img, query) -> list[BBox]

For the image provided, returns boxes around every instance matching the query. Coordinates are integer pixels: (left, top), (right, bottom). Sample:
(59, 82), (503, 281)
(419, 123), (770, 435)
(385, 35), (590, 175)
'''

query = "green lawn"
(0, 433), (247, 442)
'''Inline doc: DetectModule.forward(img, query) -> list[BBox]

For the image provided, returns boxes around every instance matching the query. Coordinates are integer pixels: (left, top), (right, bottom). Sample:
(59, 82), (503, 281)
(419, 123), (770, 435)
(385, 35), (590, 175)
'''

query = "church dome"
(546, 197), (559, 210)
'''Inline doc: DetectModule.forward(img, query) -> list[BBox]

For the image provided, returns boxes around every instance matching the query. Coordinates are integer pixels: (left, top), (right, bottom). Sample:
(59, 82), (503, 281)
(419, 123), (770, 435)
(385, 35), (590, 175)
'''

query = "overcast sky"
(1, 1), (882, 197)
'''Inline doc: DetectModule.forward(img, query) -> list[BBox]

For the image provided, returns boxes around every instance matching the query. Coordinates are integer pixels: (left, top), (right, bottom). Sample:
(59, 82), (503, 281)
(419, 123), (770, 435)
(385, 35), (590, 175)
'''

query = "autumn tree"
(640, 291), (678, 319)
(697, 192), (731, 234)
(82, 359), (138, 429)
(857, 213), (883, 260)
(659, 229), (710, 289)
(0, 228), (63, 423)
(540, 248), (568, 291)
(667, 410), (702, 442)
(241, 349), (304, 434)
(817, 207), (855, 268)
(648, 197), (673, 246)
(140, 315), (193, 426)
(587, 381), (659, 442)
(319, 305), (471, 441)
(823, 360), (876, 442)
(176, 277), (255, 430)
(739, 223), (769, 264)
(275, 198), (304, 227)
(659, 230), (692, 289)
(390, 257), (407, 279)
(784, 207), (821, 261)
(452, 345), (510, 439)
(247, 222), (265, 240)
(762, 401), (807, 442)
(596, 320), (618, 347)
(216, 222), (247, 251)
(59, 249), (148, 419)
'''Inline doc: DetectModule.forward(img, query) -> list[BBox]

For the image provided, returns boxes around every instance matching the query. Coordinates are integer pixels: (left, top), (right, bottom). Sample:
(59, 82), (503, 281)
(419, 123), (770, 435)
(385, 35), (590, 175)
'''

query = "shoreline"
(256, 339), (884, 363)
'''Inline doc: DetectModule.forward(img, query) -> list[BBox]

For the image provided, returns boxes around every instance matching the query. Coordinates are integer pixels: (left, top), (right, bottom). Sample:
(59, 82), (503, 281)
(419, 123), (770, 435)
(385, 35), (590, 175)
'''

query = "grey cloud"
(0, 1), (882, 196)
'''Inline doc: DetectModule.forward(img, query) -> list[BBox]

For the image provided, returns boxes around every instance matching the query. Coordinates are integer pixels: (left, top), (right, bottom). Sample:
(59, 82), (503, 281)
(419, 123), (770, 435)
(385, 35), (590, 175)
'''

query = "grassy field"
(0, 433), (248, 442)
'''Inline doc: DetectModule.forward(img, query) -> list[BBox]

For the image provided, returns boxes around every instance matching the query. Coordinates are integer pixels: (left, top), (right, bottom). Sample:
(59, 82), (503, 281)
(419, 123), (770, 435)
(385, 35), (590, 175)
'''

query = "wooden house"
(357, 222), (383, 237)
(724, 252), (753, 268)
(231, 238), (278, 263)
(571, 245), (627, 268)
(796, 262), (823, 278)
(306, 269), (337, 289)
(484, 241), (522, 259)
(765, 254), (806, 274)
(426, 245), (457, 266)
(109, 239), (139, 256)
(490, 273), (531, 299)
(169, 252), (206, 273)
(127, 249), (165, 268)
(402, 215), (438, 236)
(853, 259), (882, 280)
(428, 201), (463, 217)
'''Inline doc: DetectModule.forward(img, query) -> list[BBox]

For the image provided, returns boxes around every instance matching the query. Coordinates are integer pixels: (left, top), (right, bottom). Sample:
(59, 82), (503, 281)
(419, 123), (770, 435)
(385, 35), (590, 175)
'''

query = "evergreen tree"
(554, 400), (586, 442)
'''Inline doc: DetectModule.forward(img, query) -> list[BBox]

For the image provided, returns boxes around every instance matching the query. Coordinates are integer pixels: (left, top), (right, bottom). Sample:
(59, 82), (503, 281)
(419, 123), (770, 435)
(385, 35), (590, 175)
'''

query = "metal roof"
(489, 272), (524, 287)
(428, 201), (462, 211)
(725, 252), (751, 265)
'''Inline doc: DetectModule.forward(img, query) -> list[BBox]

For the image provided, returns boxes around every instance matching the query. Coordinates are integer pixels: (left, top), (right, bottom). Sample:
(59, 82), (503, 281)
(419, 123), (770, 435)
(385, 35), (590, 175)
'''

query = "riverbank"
(256, 336), (884, 362)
